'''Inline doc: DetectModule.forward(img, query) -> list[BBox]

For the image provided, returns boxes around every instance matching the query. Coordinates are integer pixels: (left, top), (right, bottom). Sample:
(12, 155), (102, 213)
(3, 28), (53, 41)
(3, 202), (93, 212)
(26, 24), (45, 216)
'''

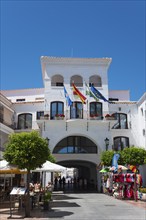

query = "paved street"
(0, 192), (145, 220)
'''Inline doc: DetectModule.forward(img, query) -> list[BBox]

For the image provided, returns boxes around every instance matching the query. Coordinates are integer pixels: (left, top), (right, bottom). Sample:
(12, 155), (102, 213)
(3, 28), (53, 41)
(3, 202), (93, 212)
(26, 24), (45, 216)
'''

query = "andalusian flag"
(85, 82), (99, 102)
(72, 83), (87, 104)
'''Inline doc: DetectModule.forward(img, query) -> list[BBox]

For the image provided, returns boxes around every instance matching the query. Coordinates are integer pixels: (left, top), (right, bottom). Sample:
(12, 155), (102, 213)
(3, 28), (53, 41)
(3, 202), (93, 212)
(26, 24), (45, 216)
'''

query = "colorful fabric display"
(136, 174), (142, 186)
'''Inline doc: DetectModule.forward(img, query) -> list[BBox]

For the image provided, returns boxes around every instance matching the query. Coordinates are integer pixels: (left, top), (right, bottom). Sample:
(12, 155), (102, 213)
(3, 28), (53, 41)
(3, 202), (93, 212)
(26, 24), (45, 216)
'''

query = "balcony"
(0, 118), (15, 129)
(36, 111), (117, 123)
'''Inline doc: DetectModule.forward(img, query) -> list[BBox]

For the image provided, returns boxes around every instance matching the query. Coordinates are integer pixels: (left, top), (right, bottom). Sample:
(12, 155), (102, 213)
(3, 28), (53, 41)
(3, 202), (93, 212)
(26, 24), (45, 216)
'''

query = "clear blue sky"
(1, 0), (145, 101)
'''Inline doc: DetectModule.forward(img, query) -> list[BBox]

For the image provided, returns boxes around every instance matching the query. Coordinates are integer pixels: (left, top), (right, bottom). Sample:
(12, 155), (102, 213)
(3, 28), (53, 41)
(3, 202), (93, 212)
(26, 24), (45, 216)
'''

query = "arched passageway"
(55, 160), (99, 193)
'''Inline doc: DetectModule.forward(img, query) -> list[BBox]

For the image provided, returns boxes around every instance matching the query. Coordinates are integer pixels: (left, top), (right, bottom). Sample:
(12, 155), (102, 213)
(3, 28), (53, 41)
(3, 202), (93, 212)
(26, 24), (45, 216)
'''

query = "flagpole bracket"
(66, 121), (68, 131)
(87, 121), (88, 131)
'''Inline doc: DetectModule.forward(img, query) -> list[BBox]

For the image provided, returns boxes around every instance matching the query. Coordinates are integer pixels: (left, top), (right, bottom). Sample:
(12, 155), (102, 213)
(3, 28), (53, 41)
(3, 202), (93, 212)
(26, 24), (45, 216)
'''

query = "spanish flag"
(72, 83), (87, 104)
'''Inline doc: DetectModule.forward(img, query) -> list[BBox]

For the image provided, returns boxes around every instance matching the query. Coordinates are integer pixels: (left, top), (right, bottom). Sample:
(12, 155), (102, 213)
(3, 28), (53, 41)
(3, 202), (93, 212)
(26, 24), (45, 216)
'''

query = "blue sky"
(1, 0), (145, 101)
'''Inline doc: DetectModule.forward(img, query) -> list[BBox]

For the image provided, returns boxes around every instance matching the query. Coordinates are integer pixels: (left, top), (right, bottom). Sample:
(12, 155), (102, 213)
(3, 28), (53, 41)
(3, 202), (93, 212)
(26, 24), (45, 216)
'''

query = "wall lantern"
(104, 138), (109, 151)
(45, 137), (50, 145)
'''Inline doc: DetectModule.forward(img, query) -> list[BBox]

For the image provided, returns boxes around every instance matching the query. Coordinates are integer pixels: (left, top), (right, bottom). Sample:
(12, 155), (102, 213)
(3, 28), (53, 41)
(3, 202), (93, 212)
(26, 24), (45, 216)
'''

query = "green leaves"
(100, 146), (146, 166)
(122, 147), (146, 165)
(100, 150), (114, 166)
(4, 131), (51, 171)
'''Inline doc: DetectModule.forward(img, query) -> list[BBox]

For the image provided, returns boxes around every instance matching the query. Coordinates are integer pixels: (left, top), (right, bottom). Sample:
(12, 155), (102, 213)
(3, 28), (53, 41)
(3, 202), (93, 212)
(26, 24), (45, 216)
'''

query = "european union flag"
(64, 86), (73, 106)
(90, 85), (109, 102)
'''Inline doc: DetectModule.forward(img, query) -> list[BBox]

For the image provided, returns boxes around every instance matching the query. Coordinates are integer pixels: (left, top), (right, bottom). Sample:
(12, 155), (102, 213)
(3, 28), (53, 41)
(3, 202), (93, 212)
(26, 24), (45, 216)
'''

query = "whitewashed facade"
(1, 56), (146, 189)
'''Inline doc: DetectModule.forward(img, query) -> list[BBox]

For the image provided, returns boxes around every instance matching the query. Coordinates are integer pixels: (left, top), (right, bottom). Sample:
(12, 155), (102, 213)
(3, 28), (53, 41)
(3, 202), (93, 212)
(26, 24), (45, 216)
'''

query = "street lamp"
(104, 138), (109, 151)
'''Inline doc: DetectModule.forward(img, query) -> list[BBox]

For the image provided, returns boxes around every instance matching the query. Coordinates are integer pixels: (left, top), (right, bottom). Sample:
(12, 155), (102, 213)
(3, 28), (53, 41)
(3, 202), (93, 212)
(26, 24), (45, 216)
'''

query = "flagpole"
(87, 99), (88, 120)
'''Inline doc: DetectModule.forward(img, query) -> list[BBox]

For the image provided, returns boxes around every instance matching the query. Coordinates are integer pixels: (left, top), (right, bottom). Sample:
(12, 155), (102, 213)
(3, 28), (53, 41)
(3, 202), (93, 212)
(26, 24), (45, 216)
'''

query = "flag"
(112, 153), (120, 172)
(72, 83), (87, 104)
(90, 84), (109, 102)
(85, 82), (99, 102)
(64, 86), (73, 106)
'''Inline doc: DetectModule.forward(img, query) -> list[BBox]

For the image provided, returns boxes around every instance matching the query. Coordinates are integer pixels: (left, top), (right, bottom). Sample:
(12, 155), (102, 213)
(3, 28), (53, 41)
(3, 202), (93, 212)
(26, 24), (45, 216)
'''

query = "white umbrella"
(32, 161), (67, 188)
(0, 160), (27, 174)
(32, 161), (67, 172)
(0, 160), (8, 168)
(110, 165), (128, 171)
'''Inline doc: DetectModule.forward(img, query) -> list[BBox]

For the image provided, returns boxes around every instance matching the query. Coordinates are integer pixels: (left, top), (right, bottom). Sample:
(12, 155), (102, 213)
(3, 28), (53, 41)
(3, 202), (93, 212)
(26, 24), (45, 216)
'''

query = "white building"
(1, 56), (146, 190)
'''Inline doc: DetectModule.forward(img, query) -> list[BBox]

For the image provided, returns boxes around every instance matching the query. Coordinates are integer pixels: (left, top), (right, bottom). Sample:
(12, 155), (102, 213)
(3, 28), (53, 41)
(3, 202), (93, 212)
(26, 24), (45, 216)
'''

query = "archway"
(57, 160), (98, 192)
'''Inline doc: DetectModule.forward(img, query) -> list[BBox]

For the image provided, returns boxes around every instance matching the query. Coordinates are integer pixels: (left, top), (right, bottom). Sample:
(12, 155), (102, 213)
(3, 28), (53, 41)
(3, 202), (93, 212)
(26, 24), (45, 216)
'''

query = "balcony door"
(70, 102), (83, 119)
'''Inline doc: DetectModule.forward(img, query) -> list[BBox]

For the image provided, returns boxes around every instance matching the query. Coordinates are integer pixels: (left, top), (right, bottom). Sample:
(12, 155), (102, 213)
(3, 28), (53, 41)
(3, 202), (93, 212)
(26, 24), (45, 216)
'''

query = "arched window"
(112, 113), (128, 129)
(70, 75), (83, 87)
(90, 102), (103, 119)
(51, 75), (64, 86)
(51, 101), (64, 119)
(70, 102), (83, 119)
(53, 136), (98, 154)
(89, 75), (102, 87)
(18, 113), (32, 129)
(113, 136), (129, 151)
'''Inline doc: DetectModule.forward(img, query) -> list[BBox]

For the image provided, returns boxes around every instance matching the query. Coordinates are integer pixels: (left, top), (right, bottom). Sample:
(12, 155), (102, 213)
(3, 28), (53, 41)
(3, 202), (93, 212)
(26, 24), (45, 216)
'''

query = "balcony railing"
(0, 118), (15, 129)
(36, 111), (117, 121)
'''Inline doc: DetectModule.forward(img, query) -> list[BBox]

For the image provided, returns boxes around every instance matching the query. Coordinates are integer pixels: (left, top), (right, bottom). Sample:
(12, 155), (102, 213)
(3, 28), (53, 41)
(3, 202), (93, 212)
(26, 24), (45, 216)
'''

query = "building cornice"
(13, 101), (44, 105)
(112, 101), (137, 104)
(137, 92), (146, 106)
(41, 56), (112, 66)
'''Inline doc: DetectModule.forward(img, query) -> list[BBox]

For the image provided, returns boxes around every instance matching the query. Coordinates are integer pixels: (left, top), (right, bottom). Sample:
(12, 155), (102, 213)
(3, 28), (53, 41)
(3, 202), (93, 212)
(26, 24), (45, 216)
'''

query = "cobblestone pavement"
(0, 192), (145, 220)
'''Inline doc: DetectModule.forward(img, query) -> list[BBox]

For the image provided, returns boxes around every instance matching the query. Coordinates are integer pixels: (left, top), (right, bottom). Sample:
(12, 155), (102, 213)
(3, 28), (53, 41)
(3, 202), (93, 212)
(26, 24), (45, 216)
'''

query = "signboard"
(10, 187), (27, 195)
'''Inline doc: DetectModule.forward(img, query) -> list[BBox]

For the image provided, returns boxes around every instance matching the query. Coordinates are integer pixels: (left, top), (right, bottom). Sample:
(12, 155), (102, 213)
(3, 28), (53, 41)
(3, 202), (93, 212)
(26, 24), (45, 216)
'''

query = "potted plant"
(105, 114), (111, 120)
(90, 114), (95, 120)
(55, 114), (65, 120)
(60, 114), (65, 119)
(105, 114), (115, 120)
(43, 191), (52, 210)
(44, 114), (49, 119)
(55, 114), (59, 120)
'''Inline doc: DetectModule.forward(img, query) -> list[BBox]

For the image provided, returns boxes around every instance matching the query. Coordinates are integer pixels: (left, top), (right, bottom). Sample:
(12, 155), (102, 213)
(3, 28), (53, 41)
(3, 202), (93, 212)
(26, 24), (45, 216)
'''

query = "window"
(112, 113), (128, 129)
(141, 108), (143, 116)
(18, 113), (32, 129)
(70, 102), (83, 119)
(109, 98), (119, 102)
(56, 82), (63, 86)
(51, 101), (64, 119)
(36, 111), (44, 119)
(0, 104), (4, 123)
(113, 137), (129, 151)
(51, 75), (64, 87)
(53, 136), (97, 154)
(89, 75), (102, 87)
(16, 99), (25, 102)
(70, 75), (83, 87)
(90, 102), (102, 118)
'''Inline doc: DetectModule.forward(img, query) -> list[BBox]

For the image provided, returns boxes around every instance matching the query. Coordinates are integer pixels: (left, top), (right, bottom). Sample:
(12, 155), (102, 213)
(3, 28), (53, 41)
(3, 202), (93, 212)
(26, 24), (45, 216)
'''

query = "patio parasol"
(32, 160), (67, 172)
(0, 160), (27, 174)
(109, 165), (128, 171)
(99, 167), (110, 173)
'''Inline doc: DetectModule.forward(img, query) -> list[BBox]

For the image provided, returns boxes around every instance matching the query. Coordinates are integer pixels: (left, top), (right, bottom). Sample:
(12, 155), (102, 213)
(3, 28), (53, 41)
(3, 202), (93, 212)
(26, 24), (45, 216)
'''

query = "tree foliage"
(100, 146), (146, 167)
(4, 131), (50, 171)
(122, 146), (146, 165)
(3, 131), (51, 217)
(100, 150), (114, 166)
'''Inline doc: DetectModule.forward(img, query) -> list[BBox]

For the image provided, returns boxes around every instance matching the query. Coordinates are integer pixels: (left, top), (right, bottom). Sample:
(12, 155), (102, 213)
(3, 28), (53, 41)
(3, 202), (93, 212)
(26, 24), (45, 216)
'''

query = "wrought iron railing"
(37, 111), (117, 121)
